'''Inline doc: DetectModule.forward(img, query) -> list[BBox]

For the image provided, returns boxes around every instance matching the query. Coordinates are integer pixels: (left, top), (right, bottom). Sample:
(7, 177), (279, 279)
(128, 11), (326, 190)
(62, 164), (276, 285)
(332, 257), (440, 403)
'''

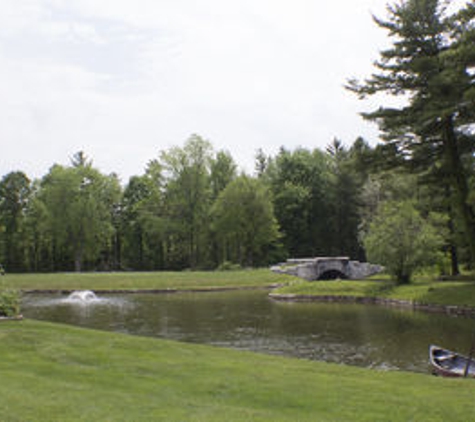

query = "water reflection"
(21, 290), (475, 373)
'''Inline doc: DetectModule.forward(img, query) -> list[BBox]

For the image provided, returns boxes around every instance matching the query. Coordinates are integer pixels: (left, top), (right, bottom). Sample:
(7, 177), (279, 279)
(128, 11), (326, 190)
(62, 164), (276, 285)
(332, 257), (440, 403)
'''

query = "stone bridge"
(271, 257), (383, 281)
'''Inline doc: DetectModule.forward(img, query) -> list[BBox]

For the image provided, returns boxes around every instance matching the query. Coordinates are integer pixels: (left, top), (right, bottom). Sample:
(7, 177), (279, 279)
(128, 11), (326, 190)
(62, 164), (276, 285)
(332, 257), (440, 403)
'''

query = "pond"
(21, 289), (475, 374)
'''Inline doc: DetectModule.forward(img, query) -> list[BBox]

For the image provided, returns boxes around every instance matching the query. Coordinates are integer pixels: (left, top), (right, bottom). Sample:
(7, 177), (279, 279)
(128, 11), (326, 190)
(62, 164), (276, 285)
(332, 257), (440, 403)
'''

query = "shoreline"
(22, 284), (475, 317)
(21, 284), (284, 295)
(269, 292), (475, 317)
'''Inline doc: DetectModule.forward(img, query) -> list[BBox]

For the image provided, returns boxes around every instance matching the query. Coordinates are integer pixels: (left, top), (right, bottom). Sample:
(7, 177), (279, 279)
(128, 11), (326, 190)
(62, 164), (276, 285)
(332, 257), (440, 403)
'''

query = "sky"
(0, 0), (392, 183)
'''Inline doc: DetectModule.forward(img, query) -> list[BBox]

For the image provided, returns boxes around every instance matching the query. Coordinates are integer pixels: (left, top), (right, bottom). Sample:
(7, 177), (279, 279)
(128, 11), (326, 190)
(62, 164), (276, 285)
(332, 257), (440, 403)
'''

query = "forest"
(0, 0), (474, 282)
(0, 138), (368, 273)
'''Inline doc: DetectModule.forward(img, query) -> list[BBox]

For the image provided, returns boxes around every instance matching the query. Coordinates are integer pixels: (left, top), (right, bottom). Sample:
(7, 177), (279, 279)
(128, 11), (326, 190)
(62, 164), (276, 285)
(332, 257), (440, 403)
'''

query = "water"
(67, 290), (98, 302)
(21, 289), (475, 373)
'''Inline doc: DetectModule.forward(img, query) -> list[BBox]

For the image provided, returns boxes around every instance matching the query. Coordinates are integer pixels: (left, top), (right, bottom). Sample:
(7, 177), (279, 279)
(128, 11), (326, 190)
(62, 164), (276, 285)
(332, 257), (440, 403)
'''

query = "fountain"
(67, 290), (98, 302)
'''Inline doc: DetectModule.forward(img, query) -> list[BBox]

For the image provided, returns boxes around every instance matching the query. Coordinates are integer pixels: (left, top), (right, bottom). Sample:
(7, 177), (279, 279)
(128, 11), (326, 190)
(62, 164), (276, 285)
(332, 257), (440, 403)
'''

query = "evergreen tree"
(347, 0), (475, 263)
(326, 139), (364, 258)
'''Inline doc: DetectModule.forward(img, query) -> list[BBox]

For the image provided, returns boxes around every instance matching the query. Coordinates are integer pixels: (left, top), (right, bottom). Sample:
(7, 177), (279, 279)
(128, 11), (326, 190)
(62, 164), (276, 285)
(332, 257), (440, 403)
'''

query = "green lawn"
(1, 319), (475, 422)
(3, 269), (289, 292)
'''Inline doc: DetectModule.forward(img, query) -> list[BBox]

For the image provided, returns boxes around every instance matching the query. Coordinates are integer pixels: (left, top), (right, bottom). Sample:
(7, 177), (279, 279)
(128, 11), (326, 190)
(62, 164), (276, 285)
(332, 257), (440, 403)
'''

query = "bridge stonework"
(271, 257), (383, 281)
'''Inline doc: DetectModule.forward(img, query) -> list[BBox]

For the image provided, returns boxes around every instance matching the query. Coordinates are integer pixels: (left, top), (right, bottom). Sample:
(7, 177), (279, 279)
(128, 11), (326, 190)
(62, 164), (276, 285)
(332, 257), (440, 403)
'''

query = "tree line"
(1, 0), (474, 283)
(0, 136), (368, 273)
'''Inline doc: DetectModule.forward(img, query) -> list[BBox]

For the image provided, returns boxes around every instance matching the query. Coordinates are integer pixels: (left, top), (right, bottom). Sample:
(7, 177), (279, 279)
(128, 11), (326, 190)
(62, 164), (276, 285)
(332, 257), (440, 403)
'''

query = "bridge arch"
(317, 269), (348, 280)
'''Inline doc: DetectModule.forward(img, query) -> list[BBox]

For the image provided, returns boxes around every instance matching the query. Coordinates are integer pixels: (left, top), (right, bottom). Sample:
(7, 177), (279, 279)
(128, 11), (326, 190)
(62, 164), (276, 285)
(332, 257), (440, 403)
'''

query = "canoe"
(429, 345), (475, 378)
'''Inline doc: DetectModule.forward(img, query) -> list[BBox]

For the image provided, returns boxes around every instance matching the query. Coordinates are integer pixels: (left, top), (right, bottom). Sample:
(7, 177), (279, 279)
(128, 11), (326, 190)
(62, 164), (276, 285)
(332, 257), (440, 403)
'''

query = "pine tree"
(347, 0), (475, 263)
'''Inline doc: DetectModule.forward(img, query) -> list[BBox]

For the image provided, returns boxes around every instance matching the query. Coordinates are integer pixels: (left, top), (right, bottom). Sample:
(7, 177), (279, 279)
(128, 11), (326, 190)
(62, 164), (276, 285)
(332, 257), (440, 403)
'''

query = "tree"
(121, 161), (166, 270)
(363, 201), (444, 284)
(22, 181), (51, 272)
(211, 176), (281, 267)
(326, 139), (365, 258)
(210, 150), (237, 200)
(254, 148), (270, 178)
(160, 135), (213, 269)
(0, 171), (32, 271)
(121, 175), (151, 269)
(38, 153), (121, 271)
(347, 0), (475, 264)
(266, 147), (333, 257)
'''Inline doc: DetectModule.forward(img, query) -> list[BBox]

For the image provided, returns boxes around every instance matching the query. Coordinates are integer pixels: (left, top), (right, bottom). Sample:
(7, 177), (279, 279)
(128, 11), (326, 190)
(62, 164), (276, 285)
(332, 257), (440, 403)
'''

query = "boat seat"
(437, 354), (456, 362)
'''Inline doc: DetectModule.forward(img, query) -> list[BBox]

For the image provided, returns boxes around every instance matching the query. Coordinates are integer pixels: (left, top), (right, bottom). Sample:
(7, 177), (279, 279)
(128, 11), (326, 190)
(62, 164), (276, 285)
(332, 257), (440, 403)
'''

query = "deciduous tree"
(39, 153), (121, 271)
(211, 176), (280, 267)
(363, 201), (444, 284)
(0, 171), (32, 271)
(160, 135), (213, 268)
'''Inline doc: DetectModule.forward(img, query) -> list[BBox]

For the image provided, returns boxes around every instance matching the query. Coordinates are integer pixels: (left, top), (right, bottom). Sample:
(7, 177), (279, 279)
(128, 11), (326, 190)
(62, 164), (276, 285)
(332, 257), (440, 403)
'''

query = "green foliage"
(4, 127), (474, 273)
(0, 171), (32, 271)
(264, 143), (368, 259)
(211, 176), (281, 267)
(210, 150), (237, 200)
(266, 147), (333, 257)
(121, 164), (166, 270)
(160, 135), (214, 268)
(37, 155), (122, 271)
(0, 281), (20, 317)
(216, 261), (242, 271)
(326, 139), (365, 257)
(348, 0), (475, 263)
(363, 201), (444, 284)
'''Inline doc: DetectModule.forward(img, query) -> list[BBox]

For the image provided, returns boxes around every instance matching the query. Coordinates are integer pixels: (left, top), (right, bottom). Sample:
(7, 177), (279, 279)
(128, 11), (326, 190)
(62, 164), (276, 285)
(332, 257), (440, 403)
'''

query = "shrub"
(217, 261), (242, 271)
(0, 283), (20, 317)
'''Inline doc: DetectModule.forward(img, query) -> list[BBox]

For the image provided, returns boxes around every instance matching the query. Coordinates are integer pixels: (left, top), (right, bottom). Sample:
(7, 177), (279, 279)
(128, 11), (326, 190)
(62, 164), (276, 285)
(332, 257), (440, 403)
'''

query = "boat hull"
(429, 345), (475, 378)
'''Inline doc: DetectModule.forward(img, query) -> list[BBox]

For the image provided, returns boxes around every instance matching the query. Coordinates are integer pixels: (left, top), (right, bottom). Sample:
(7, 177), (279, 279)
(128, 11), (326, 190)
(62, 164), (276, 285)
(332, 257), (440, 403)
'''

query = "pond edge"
(268, 293), (475, 317)
(21, 284), (284, 295)
(0, 315), (23, 321)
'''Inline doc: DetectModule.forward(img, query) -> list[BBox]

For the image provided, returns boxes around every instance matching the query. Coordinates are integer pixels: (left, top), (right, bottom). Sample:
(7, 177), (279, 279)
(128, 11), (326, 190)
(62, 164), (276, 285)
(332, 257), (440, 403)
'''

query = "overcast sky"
(0, 0), (392, 182)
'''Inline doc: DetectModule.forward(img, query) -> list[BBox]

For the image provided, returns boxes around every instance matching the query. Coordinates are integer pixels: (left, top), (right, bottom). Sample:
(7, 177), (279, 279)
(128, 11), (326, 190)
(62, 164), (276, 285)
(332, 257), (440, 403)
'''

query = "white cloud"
(38, 20), (106, 44)
(0, 0), (44, 35)
(0, 0), (390, 182)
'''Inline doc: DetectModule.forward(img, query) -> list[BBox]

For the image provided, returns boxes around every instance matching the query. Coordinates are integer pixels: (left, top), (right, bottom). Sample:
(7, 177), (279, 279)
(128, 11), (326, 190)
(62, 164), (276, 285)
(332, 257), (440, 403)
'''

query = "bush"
(0, 283), (20, 317)
(217, 261), (242, 271)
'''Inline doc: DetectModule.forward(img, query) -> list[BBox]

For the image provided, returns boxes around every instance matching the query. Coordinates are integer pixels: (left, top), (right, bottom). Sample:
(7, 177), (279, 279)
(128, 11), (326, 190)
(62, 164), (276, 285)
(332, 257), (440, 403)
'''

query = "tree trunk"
(450, 244), (460, 276)
(443, 116), (475, 265)
(447, 208), (460, 276)
(444, 185), (461, 276)
(74, 250), (82, 272)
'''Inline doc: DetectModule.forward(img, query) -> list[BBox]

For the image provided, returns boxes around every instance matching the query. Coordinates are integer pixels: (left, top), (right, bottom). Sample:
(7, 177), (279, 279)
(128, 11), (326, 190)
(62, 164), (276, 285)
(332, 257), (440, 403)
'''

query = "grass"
(274, 279), (384, 297)
(1, 319), (475, 421)
(3, 269), (289, 292)
(274, 277), (475, 308)
(4, 270), (475, 420)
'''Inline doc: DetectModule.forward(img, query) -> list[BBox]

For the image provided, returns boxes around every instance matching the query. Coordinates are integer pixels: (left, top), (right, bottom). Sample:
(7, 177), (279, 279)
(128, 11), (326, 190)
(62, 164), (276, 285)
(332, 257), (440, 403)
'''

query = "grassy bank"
(273, 278), (475, 308)
(3, 269), (289, 292)
(6, 269), (475, 308)
(1, 319), (475, 421)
